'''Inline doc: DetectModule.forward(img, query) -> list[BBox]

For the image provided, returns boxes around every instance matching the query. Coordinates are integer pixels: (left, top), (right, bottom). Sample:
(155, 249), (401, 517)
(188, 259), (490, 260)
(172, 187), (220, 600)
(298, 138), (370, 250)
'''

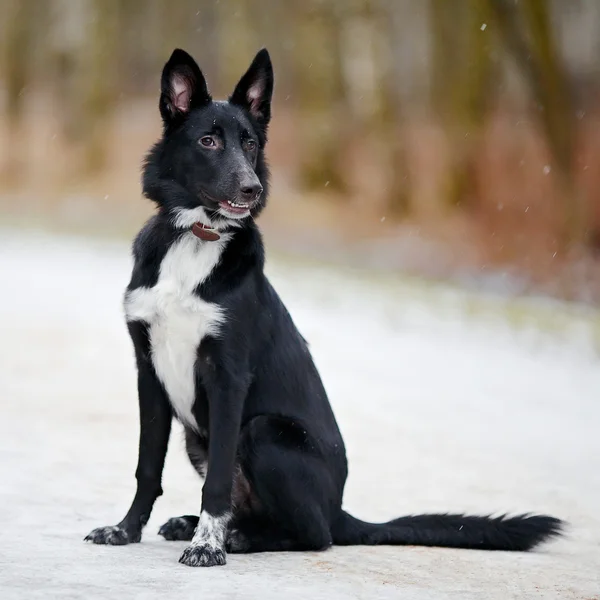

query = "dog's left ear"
(230, 48), (273, 129)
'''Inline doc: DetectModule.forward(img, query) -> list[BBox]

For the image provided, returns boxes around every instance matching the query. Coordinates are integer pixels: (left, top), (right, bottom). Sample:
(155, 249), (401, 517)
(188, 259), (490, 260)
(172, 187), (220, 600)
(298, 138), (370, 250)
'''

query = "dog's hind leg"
(226, 516), (300, 553)
(158, 428), (206, 541)
(226, 514), (330, 553)
(229, 416), (336, 554)
(184, 427), (208, 478)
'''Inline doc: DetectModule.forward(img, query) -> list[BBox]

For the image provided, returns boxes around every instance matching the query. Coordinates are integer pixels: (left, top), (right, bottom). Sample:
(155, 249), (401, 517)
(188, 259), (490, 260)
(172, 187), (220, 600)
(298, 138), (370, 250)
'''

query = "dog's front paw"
(179, 543), (227, 567)
(84, 525), (139, 545)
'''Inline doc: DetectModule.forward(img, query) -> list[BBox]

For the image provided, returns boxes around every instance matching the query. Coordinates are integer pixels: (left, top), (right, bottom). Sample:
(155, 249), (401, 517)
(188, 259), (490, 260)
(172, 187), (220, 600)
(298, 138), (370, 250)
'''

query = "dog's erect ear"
(229, 48), (273, 128)
(160, 49), (211, 125)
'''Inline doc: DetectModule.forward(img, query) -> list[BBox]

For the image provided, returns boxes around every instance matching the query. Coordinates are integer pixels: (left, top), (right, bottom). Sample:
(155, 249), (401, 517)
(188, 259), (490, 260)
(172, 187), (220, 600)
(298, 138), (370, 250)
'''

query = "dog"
(84, 48), (563, 567)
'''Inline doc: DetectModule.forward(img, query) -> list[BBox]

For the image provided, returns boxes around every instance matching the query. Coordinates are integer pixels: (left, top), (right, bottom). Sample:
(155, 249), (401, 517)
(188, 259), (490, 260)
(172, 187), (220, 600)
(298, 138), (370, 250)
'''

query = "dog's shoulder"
(128, 214), (177, 289)
(222, 222), (264, 267)
(131, 214), (168, 259)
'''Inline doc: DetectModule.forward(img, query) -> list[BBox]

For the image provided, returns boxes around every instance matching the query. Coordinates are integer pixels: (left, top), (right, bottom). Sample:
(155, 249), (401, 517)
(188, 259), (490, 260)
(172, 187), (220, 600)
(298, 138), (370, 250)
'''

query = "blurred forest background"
(1, 0), (600, 302)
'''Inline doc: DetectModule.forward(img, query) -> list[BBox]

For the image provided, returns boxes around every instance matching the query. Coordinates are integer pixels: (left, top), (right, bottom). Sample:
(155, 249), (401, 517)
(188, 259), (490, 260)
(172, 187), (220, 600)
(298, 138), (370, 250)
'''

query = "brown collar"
(191, 221), (220, 242)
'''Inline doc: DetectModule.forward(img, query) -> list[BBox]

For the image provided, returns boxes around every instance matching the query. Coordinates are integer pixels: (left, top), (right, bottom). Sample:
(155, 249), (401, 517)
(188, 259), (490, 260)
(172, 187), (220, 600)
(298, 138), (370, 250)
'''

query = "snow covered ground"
(1, 228), (599, 599)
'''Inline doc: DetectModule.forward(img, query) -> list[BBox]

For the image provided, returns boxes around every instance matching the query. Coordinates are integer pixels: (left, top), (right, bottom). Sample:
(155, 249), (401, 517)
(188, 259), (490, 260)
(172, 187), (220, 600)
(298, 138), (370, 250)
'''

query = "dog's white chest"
(124, 233), (227, 430)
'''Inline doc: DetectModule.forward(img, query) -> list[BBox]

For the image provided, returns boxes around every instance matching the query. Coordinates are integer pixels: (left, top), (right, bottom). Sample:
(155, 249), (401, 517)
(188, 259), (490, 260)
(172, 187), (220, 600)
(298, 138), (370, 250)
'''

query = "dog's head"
(144, 48), (273, 225)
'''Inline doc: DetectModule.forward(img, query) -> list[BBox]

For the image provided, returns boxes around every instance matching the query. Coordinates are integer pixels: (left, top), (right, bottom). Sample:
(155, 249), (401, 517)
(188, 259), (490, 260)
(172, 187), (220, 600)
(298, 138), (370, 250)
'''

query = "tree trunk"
(491, 0), (582, 248)
(80, 0), (120, 173)
(1, 0), (34, 181)
(215, 0), (257, 96)
(377, 0), (411, 217)
(431, 0), (494, 211)
(294, 1), (347, 193)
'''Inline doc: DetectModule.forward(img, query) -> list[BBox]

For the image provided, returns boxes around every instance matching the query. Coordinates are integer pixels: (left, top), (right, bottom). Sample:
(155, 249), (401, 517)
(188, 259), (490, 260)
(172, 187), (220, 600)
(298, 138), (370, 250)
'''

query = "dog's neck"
(191, 221), (220, 242)
(170, 207), (235, 241)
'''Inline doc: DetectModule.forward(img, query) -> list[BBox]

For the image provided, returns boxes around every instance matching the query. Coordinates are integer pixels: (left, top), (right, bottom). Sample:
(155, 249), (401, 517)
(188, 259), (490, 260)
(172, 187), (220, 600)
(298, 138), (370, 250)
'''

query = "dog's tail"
(331, 510), (563, 551)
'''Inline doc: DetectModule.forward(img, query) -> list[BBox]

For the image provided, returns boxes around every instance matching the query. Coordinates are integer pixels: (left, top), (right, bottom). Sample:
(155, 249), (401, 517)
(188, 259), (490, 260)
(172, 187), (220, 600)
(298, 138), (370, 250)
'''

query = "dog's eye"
(245, 139), (257, 152)
(200, 136), (215, 148)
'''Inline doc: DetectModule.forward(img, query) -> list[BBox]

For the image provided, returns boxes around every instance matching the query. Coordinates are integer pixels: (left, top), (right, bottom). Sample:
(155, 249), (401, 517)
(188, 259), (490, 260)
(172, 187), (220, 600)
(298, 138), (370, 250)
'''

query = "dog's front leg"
(179, 349), (246, 567)
(85, 322), (172, 545)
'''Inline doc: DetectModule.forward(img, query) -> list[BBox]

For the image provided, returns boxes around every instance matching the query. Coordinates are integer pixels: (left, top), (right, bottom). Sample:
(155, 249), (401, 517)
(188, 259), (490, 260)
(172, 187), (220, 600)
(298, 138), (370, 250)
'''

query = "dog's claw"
(179, 544), (227, 567)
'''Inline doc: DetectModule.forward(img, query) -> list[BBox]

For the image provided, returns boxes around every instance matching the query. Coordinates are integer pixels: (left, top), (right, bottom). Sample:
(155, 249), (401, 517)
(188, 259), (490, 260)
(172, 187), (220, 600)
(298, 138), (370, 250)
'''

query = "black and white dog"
(85, 48), (562, 567)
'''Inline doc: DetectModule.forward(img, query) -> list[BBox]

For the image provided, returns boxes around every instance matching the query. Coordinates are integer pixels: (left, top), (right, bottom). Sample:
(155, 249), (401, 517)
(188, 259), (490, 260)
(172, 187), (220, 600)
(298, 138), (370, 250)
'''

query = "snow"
(1, 229), (599, 599)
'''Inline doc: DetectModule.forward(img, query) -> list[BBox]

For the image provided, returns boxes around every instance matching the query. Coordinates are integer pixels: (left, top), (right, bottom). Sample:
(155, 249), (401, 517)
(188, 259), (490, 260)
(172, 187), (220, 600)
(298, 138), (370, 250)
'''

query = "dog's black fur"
(85, 48), (563, 566)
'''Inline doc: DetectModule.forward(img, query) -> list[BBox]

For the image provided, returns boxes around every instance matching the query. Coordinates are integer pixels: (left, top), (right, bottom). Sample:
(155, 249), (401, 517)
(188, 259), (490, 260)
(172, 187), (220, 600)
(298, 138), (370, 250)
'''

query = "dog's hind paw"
(179, 543), (226, 567)
(158, 516), (198, 541)
(226, 529), (251, 553)
(84, 525), (139, 545)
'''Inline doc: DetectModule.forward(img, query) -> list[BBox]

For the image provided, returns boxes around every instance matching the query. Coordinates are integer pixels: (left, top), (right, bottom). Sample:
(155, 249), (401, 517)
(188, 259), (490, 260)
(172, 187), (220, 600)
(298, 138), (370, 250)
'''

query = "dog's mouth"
(199, 189), (253, 219)
(218, 200), (252, 218)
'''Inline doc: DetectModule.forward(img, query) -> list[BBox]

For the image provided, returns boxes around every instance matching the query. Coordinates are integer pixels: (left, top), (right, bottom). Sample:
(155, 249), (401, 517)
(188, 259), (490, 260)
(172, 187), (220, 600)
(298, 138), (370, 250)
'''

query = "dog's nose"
(240, 183), (263, 201)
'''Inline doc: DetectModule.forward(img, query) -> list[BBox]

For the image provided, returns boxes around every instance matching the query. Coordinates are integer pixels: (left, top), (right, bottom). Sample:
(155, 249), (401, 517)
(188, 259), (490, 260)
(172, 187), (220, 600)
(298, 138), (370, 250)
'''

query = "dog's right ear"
(159, 49), (211, 125)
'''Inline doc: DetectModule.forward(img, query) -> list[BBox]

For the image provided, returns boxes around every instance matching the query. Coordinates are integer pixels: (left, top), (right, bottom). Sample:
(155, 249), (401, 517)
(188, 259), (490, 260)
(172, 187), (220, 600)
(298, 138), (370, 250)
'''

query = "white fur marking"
(124, 232), (228, 430)
(190, 511), (230, 550)
(173, 207), (213, 229)
(217, 206), (251, 220)
(173, 207), (243, 230)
